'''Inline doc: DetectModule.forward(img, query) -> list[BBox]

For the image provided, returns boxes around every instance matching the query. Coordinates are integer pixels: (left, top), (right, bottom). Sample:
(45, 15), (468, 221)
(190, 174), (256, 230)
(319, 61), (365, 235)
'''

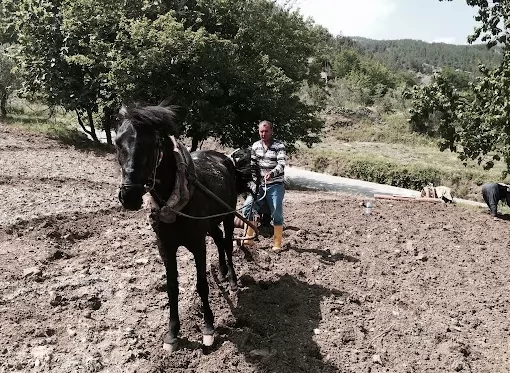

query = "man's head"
(258, 120), (273, 143)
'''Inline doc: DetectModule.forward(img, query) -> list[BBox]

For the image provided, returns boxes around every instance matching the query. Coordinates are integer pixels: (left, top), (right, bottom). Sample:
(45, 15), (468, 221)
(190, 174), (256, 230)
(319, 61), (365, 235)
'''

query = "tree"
(408, 0), (510, 173)
(0, 46), (18, 118)
(3, 0), (325, 150)
(110, 0), (325, 151)
(0, 0), (128, 144)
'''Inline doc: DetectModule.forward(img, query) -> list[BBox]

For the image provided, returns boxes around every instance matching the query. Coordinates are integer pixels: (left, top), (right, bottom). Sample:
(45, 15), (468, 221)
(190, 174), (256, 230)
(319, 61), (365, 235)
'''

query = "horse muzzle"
(118, 185), (145, 210)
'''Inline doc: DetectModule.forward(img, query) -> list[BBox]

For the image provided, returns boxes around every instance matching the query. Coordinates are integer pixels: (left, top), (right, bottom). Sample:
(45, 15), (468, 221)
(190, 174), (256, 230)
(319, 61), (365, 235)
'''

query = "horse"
(115, 105), (256, 352)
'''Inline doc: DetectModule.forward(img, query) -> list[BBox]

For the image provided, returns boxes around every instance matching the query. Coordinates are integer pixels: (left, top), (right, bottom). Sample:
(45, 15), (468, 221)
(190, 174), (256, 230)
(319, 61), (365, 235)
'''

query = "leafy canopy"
(1, 0), (326, 150)
(408, 0), (510, 173)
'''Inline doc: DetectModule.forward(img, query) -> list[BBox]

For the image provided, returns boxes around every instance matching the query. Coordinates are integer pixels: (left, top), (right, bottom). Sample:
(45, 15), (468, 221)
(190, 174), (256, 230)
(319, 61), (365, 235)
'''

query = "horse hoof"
(163, 341), (179, 352)
(203, 334), (214, 347)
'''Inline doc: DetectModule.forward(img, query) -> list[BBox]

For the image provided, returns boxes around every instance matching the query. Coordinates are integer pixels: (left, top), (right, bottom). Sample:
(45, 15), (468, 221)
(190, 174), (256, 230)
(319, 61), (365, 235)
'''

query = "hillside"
(351, 36), (502, 74)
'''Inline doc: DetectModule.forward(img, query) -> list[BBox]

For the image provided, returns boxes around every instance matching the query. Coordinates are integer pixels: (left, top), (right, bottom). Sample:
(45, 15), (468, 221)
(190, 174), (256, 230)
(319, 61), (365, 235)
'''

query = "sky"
(287, 0), (479, 45)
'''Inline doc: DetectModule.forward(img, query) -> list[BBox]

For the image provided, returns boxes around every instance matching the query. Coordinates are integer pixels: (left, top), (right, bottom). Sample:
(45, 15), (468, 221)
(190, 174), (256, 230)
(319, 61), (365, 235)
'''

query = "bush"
(313, 155), (329, 173)
(344, 159), (440, 190)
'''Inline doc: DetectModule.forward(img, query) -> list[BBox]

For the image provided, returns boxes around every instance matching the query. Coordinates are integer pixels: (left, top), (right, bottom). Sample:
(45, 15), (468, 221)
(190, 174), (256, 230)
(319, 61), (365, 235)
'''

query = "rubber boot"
(242, 221), (257, 247)
(272, 225), (283, 252)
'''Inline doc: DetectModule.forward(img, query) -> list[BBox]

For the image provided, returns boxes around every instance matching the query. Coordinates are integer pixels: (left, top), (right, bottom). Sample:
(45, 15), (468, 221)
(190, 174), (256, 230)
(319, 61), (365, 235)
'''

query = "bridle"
(119, 137), (163, 194)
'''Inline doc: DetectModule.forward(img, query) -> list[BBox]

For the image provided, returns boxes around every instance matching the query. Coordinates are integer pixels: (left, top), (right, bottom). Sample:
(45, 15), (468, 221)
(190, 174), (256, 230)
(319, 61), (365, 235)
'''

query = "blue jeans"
(242, 183), (285, 225)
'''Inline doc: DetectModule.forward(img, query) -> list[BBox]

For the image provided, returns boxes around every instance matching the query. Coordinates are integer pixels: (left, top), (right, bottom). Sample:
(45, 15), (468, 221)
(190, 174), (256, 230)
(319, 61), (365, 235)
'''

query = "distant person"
(481, 182), (510, 220)
(242, 120), (286, 251)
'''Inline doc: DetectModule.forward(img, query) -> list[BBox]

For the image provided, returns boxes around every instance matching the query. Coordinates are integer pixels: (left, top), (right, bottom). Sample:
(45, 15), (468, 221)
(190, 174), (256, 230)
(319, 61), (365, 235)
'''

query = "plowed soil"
(1, 124), (509, 373)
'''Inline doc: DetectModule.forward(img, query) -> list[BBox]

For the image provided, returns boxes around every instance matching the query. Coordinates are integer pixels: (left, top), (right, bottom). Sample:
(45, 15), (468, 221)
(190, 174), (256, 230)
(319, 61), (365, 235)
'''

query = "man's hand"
(265, 173), (272, 182)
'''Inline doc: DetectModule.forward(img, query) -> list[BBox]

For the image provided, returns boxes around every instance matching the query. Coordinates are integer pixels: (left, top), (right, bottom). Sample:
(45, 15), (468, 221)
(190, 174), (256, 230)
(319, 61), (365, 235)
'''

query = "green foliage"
(305, 150), (440, 191)
(2, 0), (325, 149)
(408, 0), (510, 174)
(353, 36), (502, 74)
(323, 42), (399, 106)
(0, 45), (19, 117)
(345, 159), (440, 191)
(438, 67), (472, 90)
(407, 69), (468, 138)
(331, 49), (361, 78)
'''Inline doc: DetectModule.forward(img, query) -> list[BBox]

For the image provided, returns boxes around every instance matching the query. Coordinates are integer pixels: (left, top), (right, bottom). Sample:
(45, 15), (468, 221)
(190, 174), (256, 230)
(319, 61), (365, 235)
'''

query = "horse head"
(115, 105), (177, 210)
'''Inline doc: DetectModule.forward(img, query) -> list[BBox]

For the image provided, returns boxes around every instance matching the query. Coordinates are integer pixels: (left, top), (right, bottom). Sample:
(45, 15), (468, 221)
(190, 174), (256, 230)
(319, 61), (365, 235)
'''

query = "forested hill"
(351, 37), (502, 74)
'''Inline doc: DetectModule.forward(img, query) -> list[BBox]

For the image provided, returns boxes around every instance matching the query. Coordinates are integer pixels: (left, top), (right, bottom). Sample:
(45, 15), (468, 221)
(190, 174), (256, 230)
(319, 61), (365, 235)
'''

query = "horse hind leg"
(209, 224), (228, 281)
(193, 241), (215, 346)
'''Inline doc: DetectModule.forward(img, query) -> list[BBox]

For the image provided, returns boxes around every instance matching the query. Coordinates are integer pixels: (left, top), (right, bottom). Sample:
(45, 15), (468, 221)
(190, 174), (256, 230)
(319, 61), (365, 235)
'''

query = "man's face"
(259, 123), (272, 142)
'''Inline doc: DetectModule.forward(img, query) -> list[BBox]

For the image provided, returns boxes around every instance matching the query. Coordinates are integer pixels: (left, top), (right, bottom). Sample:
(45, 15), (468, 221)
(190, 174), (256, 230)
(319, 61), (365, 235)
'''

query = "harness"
(140, 136), (258, 240)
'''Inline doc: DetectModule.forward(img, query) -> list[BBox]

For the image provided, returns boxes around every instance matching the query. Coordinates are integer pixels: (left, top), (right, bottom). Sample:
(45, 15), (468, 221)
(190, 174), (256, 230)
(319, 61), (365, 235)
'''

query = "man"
(242, 120), (286, 251)
(481, 182), (510, 220)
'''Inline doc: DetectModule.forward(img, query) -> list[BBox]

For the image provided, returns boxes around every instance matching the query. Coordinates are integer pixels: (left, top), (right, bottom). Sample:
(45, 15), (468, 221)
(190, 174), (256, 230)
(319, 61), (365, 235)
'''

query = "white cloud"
(289, 0), (396, 37)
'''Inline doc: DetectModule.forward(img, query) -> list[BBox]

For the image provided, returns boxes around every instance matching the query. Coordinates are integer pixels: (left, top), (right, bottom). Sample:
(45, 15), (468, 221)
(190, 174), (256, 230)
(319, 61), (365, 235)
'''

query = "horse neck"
(152, 137), (177, 204)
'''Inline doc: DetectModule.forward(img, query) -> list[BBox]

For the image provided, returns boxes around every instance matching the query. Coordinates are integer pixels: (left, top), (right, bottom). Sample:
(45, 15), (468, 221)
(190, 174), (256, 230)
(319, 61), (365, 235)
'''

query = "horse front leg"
(161, 248), (180, 352)
(193, 240), (215, 347)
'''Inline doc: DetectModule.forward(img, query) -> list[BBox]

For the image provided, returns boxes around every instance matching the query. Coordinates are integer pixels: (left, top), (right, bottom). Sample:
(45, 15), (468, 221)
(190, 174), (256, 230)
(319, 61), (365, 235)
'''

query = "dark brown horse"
(115, 105), (255, 351)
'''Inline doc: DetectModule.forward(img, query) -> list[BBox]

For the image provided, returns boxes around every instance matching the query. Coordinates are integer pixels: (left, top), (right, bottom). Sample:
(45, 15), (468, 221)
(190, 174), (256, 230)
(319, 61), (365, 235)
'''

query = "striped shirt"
(251, 139), (286, 185)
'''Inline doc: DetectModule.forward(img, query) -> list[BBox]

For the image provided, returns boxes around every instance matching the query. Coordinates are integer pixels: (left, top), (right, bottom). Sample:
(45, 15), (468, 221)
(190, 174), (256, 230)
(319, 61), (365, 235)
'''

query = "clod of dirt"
(67, 328), (77, 337)
(49, 292), (65, 307)
(46, 249), (71, 261)
(416, 254), (428, 262)
(85, 357), (104, 373)
(86, 297), (102, 311)
(452, 361), (464, 371)
(135, 258), (149, 265)
(372, 354), (383, 365)
(23, 266), (42, 277)
(31, 346), (52, 361)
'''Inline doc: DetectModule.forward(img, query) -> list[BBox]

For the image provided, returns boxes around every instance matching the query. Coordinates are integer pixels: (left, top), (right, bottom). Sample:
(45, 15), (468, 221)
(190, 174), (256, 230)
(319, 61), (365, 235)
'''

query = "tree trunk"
(102, 106), (114, 146)
(75, 109), (99, 143)
(191, 136), (200, 152)
(0, 90), (7, 119)
(86, 108), (99, 143)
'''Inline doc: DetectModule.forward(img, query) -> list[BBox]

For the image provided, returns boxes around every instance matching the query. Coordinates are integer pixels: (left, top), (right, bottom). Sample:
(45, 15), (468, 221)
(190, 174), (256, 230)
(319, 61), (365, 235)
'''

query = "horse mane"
(120, 105), (178, 136)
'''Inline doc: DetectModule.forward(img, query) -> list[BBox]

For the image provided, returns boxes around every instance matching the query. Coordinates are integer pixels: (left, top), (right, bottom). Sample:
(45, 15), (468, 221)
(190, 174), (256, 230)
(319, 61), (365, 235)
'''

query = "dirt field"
(1, 124), (510, 373)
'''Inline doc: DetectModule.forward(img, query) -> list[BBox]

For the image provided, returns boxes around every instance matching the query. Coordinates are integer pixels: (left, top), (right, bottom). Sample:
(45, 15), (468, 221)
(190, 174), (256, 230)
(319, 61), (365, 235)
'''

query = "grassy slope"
(290, 112), (507, 202)
(2, 101), (113, 151)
